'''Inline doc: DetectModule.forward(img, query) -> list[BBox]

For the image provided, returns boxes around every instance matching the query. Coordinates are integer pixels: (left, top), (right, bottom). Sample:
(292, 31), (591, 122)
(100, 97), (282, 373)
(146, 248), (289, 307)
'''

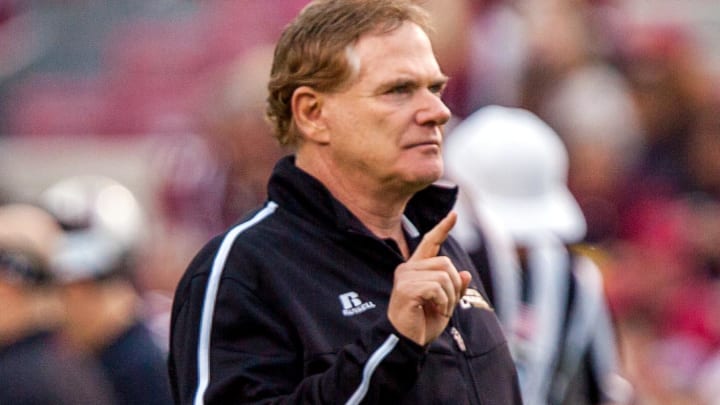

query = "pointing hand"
(388, 212), (472, 346)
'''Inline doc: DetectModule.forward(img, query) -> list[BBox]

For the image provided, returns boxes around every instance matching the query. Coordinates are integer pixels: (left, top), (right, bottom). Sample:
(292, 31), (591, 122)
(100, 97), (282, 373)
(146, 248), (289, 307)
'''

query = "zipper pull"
(450, 326), (467, 352)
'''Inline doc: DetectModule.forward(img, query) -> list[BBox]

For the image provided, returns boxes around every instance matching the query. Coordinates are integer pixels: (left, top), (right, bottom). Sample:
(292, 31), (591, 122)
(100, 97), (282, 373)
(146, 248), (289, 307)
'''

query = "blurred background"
(1, 0), (719, 403)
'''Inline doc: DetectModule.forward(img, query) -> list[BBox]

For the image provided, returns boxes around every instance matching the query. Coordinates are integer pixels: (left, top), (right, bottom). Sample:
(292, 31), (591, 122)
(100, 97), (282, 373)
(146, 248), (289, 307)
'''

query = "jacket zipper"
(450, 324), (484, 404)
(450, 326), (467, 352)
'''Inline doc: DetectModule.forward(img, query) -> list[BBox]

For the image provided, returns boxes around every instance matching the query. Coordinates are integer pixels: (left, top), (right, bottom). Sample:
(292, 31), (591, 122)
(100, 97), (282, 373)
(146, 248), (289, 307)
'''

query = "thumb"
(409, 211), (457, 261)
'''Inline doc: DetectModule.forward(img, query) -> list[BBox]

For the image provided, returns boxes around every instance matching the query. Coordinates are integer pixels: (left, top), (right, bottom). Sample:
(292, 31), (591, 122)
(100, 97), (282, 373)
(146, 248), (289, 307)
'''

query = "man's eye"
(388, 85), (412, 95)
(429, 83), (445, 96)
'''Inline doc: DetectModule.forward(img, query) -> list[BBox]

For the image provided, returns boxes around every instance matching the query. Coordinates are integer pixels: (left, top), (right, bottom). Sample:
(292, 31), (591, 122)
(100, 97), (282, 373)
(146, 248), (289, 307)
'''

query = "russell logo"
(339, 291), (376, 316)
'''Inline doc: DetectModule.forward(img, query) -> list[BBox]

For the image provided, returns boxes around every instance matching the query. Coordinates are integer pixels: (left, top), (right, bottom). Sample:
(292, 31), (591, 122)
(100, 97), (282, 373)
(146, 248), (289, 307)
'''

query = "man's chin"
(418, 160), (443, 182)
(404, 168), (443, 192)
(387, 157), (443, 190)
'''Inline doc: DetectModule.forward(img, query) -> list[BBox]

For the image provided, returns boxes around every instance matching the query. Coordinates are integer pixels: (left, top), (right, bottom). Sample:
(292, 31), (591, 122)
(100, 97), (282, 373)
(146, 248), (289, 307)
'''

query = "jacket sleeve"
(169, 272), (427, 405)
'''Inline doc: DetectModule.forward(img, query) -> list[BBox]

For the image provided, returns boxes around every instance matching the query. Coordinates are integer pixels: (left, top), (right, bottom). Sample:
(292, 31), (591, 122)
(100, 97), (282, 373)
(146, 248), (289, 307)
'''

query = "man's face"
(321, 22), (451, 193)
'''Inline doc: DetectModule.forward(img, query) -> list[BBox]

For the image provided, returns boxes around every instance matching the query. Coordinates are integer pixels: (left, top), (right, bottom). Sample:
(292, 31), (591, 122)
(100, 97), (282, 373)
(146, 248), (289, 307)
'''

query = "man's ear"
(291, 86), (329, 144)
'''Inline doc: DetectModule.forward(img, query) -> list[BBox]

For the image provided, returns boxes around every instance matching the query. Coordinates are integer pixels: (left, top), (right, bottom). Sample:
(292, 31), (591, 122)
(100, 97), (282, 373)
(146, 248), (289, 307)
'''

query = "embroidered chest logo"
(338, 291), (376, 317)
(459, 288), (493, 311)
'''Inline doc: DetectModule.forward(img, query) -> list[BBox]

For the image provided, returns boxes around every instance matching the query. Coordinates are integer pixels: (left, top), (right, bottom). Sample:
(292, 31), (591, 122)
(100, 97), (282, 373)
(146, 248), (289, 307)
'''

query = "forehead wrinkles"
(339, 24), (437, 93)
(342, 21), (409, 86)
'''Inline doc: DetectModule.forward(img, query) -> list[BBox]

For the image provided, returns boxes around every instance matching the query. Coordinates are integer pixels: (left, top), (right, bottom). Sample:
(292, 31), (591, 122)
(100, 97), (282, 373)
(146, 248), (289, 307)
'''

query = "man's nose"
(416, 90), (452, 127)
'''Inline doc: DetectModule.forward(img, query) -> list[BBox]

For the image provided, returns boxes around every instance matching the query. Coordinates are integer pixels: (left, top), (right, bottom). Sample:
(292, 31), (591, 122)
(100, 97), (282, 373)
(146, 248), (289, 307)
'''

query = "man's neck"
(296, 152), (412, 258)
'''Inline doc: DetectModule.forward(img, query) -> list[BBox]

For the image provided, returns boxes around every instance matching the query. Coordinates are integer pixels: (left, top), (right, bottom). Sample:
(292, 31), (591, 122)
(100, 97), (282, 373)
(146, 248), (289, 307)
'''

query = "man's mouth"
(405, 140), (440, 149)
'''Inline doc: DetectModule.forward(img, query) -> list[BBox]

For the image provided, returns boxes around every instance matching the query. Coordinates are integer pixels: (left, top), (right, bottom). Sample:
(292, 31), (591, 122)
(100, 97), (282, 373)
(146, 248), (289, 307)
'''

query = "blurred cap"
(51, 230), (125, 284)
(444, 105), (586, 244)
(40, 175), (144, 283)
(0, 204), (62, 285)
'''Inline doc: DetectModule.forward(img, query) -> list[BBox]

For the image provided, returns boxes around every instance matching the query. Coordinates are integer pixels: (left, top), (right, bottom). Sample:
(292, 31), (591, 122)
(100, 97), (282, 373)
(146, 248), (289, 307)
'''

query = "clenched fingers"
(395, 257), (462, 317)
(402, 256), (463, 302)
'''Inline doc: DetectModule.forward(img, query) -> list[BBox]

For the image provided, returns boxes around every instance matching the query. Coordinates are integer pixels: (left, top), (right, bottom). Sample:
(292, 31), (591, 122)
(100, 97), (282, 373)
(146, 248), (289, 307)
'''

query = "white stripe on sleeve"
(193, 202), (278, 405)
(345, 334), (400, 405)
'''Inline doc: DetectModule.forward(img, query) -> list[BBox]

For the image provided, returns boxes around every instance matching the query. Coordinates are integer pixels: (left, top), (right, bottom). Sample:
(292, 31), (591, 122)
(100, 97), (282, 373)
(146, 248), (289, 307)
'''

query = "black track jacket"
(168, 156), (522, 404)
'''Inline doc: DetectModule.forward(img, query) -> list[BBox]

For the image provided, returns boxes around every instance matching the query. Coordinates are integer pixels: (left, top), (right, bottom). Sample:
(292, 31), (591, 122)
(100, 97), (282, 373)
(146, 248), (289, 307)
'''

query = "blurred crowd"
(1, 0), (720, 404)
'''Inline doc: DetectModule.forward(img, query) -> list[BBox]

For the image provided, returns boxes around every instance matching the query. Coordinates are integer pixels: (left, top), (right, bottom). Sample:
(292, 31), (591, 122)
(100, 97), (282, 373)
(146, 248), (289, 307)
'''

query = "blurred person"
(41, 175), (173, 405)
(540, 63), (645, 244)
(511, 0), (591, 115)
(615, 22), (711, 201)
(444, 105), (632, 405)
(0, 203), (118, 404)
(169, 1), (522, 404)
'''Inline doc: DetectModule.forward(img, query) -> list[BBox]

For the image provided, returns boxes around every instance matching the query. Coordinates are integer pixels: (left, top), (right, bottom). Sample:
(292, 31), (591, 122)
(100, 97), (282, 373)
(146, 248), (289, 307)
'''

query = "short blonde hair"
(266, 0), (432, 147)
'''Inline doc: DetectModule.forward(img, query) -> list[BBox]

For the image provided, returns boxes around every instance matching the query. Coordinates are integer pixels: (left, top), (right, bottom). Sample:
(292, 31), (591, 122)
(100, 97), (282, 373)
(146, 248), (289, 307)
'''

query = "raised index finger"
(409, 211), (457, 261)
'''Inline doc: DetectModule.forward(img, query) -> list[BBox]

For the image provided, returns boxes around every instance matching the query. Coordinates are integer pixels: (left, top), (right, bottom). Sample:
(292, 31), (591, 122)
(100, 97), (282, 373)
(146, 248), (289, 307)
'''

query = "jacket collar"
(267, 155), (458, 236)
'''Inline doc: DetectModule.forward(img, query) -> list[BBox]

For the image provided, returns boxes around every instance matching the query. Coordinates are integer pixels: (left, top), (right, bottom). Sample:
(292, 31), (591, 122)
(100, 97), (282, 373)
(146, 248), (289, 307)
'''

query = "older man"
(168, 1), (522, 403)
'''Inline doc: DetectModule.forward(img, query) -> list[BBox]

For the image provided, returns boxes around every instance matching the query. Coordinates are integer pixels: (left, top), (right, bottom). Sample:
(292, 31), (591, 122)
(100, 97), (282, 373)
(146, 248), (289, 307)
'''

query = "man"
(444, 105), (632, 405)
(0, 203), (117, 404)
(168, 1), (522, 403)
(41, 175), (174, 405)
